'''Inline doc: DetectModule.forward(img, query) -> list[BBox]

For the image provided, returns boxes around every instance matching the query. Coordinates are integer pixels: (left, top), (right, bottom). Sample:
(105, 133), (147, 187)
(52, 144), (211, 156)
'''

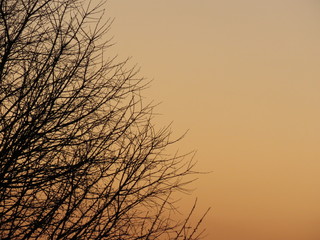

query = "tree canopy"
(0, 0), (208, 239)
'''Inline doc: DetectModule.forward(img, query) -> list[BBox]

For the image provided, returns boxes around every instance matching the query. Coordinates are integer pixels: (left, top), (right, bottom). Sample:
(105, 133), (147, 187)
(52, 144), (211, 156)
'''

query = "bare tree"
(0, 0), (208, 239)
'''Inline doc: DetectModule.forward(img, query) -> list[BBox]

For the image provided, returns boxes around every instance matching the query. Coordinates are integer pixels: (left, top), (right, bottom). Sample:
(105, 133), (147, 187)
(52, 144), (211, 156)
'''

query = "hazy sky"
(107, 1), (320, 239)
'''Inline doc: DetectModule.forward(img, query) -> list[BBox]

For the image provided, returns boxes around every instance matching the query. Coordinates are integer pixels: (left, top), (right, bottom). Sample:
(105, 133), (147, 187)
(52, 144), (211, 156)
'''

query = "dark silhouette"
(0, 0), (208, 239)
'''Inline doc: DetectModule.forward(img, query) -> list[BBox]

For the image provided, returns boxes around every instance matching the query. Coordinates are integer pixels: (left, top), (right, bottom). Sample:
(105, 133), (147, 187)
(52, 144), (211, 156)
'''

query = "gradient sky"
(107, 1), (320, 239)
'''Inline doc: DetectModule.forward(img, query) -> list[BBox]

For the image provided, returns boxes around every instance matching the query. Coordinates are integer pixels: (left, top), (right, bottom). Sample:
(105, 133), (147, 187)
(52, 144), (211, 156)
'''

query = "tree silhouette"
(0, 0), (208, 239)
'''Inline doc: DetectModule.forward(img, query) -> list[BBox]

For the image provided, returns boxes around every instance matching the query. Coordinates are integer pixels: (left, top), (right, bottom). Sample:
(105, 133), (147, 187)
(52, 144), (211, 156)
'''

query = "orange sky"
(107, 1), (320, 239)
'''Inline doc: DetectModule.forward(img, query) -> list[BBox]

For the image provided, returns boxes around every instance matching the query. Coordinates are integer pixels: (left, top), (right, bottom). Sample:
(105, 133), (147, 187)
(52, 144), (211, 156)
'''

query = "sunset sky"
(107, 1), (320, 239)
